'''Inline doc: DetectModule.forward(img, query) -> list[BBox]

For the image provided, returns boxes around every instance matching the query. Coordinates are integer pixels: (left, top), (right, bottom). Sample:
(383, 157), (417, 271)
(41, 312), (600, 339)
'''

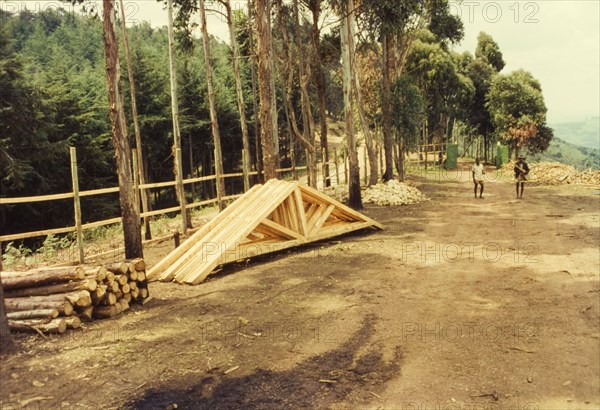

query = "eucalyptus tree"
(357, 0), (463, 180)
(487, 69), (553, 158)
(340, 0), (361, 208)
(198, 0), (226, 209)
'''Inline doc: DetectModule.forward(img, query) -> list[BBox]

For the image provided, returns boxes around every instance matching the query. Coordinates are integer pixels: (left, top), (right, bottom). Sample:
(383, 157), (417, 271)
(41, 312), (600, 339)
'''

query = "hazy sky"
(6, 0), (599, 124)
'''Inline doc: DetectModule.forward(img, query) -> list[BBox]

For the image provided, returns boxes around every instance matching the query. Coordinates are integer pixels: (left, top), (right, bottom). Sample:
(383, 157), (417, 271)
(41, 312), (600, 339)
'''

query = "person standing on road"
(472, 158), (485, 199)
(514, 156), (529, 199)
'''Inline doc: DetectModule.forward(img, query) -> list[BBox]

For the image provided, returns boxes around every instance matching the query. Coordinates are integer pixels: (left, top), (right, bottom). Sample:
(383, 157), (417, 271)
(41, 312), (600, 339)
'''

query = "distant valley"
(522, 117), (599, 170)
(549, 117), (599, 149)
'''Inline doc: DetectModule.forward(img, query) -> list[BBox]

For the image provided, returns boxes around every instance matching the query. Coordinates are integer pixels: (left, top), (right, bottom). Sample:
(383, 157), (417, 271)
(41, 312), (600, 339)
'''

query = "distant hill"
(549, 117), (599, 149)
(526, 137), (600, 170)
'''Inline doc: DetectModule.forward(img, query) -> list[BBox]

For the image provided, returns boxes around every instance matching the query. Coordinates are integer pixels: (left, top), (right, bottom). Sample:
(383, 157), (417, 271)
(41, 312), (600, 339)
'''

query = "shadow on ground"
(126, 314), (402, 410)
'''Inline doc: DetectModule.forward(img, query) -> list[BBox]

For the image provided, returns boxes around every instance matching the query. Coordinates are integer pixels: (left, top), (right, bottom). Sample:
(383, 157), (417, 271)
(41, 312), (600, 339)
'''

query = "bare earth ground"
(1, 172), (599, 410)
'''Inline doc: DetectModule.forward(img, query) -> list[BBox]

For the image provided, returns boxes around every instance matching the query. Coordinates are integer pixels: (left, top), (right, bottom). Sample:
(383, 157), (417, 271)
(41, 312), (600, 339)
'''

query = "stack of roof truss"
(147, 179), (383, 285)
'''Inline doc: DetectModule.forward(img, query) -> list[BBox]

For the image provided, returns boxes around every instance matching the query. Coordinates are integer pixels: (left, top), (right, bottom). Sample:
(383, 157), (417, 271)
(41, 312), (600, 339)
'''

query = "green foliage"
(1, 234), (71, 267)
(487, 69), (553, 154)
(390, 75), (425, 150)
(0, 8), (250, 246)
(475, 32), (505, 72)
(404, 33), (474, 141)
(464, 55), (495, 139)
(1, 242), (33, 266)
(356, 0), (462, 45)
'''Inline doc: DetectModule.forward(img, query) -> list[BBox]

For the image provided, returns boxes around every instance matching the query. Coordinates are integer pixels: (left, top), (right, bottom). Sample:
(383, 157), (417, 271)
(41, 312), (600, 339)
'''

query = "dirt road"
(1, 173), (598, 409)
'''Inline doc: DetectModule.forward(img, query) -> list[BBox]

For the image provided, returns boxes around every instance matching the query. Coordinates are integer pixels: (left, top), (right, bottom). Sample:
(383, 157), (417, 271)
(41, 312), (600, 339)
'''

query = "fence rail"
(0, 146), (336, 263)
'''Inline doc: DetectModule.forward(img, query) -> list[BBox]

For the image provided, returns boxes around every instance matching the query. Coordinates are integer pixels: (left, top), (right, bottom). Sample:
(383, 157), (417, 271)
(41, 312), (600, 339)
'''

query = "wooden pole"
(291, 138), (297, 181)
(321, 148), (327, 186)
(343, 150), (348, 185)
(305, 149), (310, 185)
(70, 147), (84, 264)
(334, 148), (339, 185)
(224, 0), (251, 193)
(118, 0), (151, 240)
(363, 146), (367, 186)
(167, 0), (188, 235)
(341, 2), (362, 208)
(199, 0), (226, 211)
(255, 0), (279, 180)
(248, 0), (263, 183)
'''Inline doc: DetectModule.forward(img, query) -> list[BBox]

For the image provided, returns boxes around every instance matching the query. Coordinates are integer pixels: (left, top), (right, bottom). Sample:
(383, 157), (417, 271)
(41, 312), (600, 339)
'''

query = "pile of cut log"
(502, 162), (600, 186)
(363, 180), (429, 206)
(2, 259), (149, 335)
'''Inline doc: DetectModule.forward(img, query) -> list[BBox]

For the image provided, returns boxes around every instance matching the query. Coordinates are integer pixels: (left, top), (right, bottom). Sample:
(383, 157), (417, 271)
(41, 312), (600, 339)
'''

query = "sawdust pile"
(502, 162), (600, 185)
(363, 180), (429, 206)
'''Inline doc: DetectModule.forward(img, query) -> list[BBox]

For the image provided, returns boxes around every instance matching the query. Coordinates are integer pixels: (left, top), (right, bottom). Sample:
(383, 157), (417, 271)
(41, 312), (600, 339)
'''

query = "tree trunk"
(341, 3), (361, 209)
(308, 2), (329, 187)
(9, 318), (67, 334)
(118, 0), (151, 240)
(6, 309), (58, 320)
(248, 0), (263, 182)
(102, 0), (142, 259)
(398, 141), (405, 181)
(381, 33), (395, 181)
(346, 8), (378, 186)
(5, 279), (97, 299)
(1, 267), (85, 290)
(277, 0), (316, 185)
(254, 0), (278, 180)
(268, 11), (280, 159)
(199, 0), (226, 210)
(166, 0), (189, 234)
(292, 0), (317, 187)
(224, 0), (251, 192)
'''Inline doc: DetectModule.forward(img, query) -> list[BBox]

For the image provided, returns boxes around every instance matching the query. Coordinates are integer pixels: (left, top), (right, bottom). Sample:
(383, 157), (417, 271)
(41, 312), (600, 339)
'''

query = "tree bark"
(199, 0), (226, 210)
(5, 279), (97, 299)
(6, 309), (58, 320)
(381, 33), (395, 181)
(224, 0), (251, 192)
(9, 318), (67, 334)
(166, 0), (190, 233)
(254, 0), (279, 180)
(3, 298), (74, 316)
(102, 0), (143, 259)
(308, 1), (330, 187)
(118, 0), (152, 240)
(1, 266), (85, 290)
(341, 3), (361, 209)
(248, 0), (263, 182)
(346, 8), (378, 186)
(292, 0), (318, 187)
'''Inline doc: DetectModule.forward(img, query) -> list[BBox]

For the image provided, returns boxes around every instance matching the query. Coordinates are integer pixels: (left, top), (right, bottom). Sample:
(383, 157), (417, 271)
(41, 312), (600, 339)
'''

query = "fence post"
(132, 149), (140, 207)
(334, 148), (340, 186)
(70, 147), (84, 264)
(343, 150), (348, 185)
(242, 148), (250, 192)
(176, 148), (189, 235)
(363, 146), (368, 186)
(305, 149), (310, 186)
(290, 145), (297, 181)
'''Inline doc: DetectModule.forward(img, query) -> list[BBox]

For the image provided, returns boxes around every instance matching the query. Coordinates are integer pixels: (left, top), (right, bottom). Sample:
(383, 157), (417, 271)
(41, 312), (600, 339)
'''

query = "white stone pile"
(363, 180), (429, 206)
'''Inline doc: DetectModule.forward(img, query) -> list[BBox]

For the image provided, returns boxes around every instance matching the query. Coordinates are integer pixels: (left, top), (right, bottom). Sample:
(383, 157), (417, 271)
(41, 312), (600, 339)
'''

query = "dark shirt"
(514, 161), (529, 177)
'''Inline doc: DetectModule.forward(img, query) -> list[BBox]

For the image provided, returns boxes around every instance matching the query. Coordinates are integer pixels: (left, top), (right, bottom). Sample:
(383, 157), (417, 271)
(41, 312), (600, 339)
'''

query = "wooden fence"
(0, 147), (349, 263)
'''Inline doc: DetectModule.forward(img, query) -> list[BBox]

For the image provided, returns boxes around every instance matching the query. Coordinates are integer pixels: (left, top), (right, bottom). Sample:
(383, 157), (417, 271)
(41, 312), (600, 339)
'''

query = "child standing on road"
(472, 158), (485, 199)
